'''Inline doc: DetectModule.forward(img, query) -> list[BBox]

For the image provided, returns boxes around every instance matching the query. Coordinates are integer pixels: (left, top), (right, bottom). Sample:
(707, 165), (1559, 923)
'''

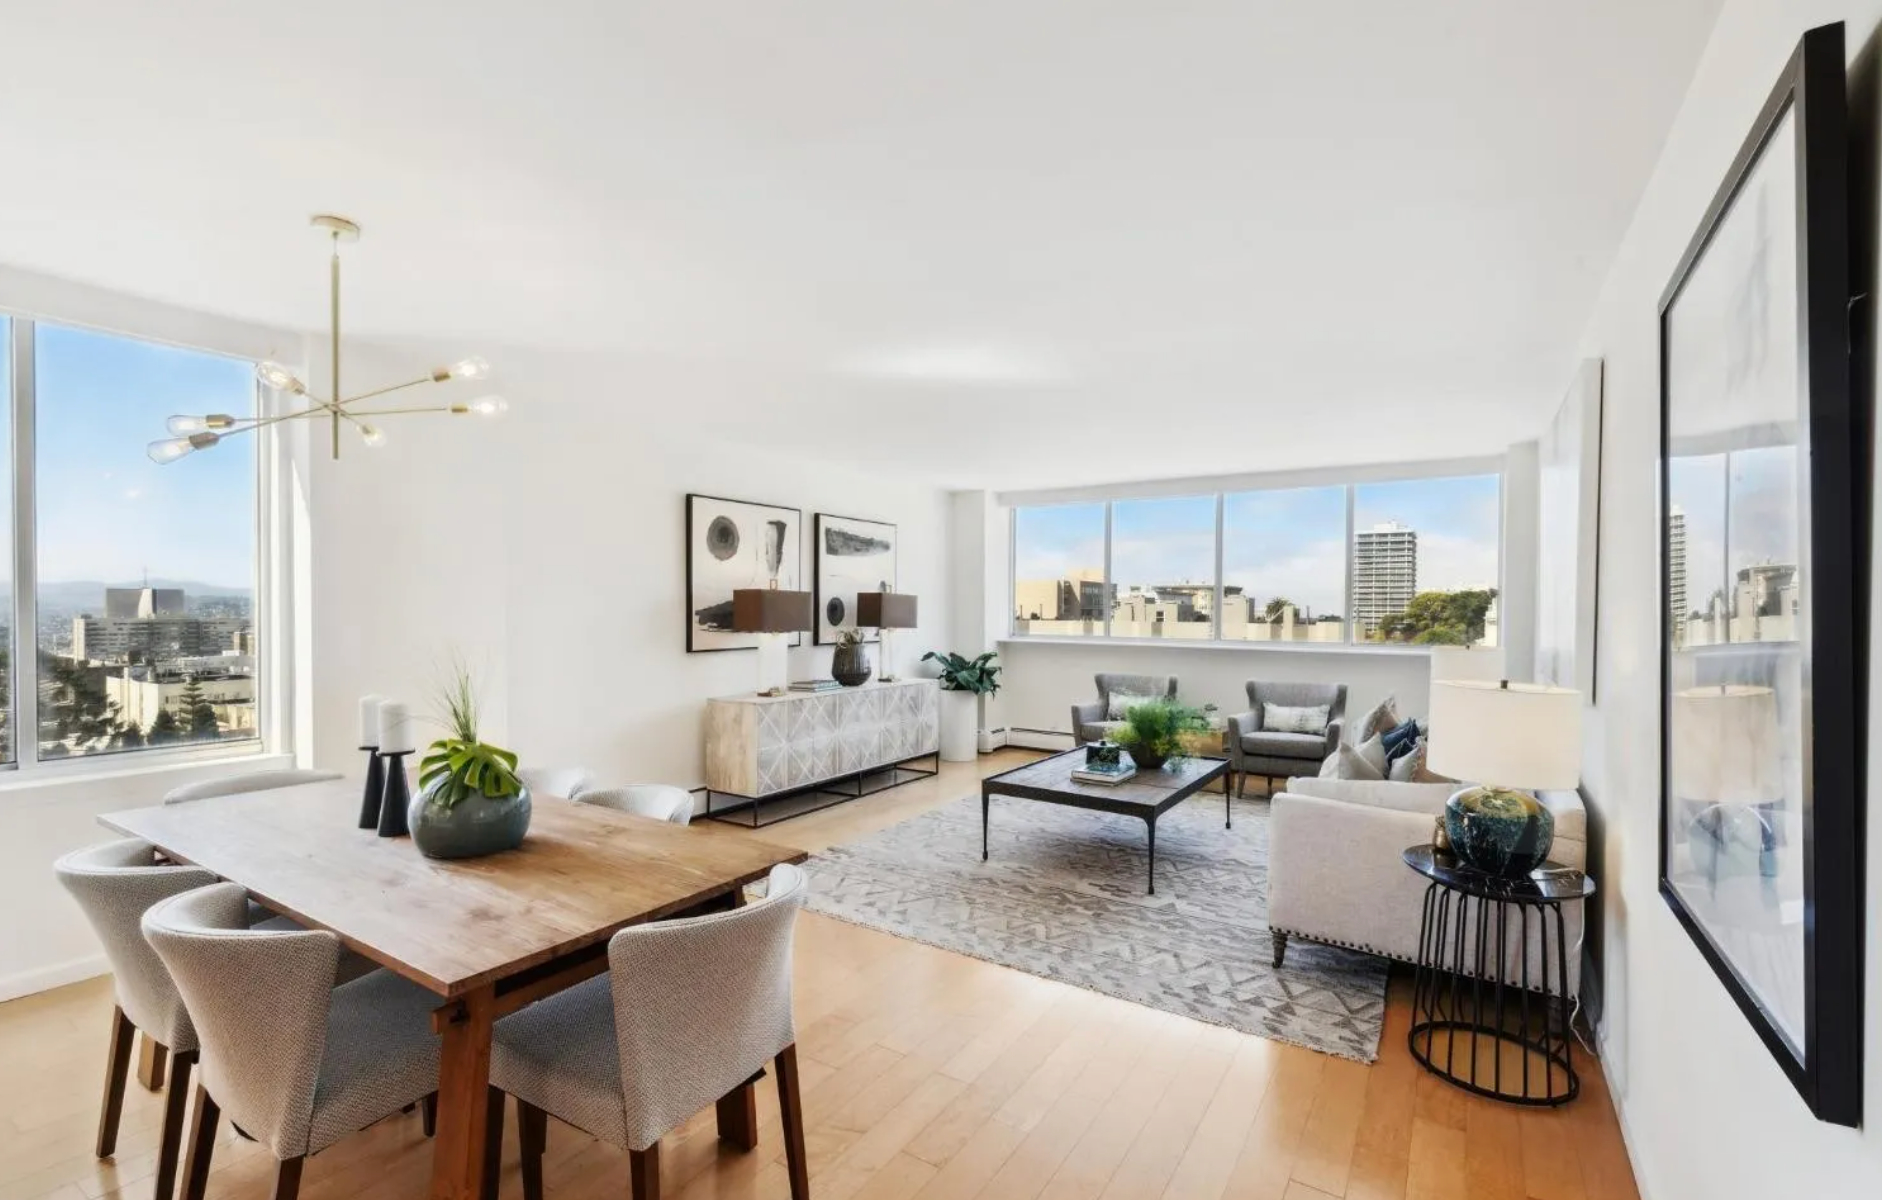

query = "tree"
(1375, 588), (1498, 645)
(39, 650), (124, 750)
(1263, 596), (1296, 621)
(114, 721), (145, 750)
(148, 707), (182, 745)
(180, 676), (220, 740)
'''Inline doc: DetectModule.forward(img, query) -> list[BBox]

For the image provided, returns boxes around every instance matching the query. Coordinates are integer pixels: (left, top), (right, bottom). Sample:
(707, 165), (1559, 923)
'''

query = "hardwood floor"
(0, 749), (1639, 1200)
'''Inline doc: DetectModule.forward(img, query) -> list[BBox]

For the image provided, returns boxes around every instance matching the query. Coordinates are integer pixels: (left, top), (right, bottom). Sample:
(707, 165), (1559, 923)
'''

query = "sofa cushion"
(1262, 702), (1329, 734)
(1355, 695), (1402, 741)
(1288, 776), (1453, 814)
(1354, 733), (1390, 776)
(1240, 730), (1327, 760)
(1317, 743), (1385, 781)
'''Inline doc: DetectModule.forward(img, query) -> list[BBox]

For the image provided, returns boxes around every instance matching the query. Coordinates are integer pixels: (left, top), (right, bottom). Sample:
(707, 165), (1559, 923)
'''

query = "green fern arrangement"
(418, 660), (521, 809)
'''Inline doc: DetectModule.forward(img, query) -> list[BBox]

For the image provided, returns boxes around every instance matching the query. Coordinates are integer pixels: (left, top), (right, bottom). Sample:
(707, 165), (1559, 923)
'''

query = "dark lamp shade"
(856, 591), (918, 629)
(732, 588), (814, 634)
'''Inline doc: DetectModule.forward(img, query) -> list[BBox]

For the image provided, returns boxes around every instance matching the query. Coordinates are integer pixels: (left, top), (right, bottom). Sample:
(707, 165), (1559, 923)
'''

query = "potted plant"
(921, 650), (1000, 762)
(831, 627), (873, 687)
(1109, 698), (1208, 772)
(410, 662), (532, 859)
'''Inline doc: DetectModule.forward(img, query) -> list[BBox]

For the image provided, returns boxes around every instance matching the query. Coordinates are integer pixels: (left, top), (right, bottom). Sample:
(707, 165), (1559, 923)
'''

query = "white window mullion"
(1343, 484), (1356, 645)
(1101, 503), (1113, 638)
(12, 319), (38, 768)
(1212, 493), (1225, 641)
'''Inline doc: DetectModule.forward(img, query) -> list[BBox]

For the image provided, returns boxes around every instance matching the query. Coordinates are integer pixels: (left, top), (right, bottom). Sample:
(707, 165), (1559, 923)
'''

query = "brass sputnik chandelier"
(147, 214), (508, 464)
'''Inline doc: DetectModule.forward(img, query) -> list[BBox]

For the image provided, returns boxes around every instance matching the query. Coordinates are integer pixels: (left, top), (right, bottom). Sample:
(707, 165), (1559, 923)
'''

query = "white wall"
(996, 638), (1432, 743)
(1577, 4), (1882, 1197)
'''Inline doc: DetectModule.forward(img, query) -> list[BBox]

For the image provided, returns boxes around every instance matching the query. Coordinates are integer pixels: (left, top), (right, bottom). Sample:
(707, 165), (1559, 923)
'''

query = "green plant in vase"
(410, 660), (531, 859)
(1109, 698), (1208, 772)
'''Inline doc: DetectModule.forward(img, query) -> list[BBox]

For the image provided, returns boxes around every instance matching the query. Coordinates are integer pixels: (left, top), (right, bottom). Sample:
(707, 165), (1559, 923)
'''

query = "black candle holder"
(377, 751), (414, 838)
(358, 747), (385, 829)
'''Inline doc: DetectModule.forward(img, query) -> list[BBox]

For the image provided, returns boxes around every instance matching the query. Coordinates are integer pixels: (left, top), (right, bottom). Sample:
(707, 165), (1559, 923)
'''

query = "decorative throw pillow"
(1382, 717), (1422, 762)
(1106, 691), (1156, 721)
(1402, 736), (1458, 783)
(1354, 733), (1390, 776)
(1318, 743), (1385, 781)
(1356, 695), (1402, 742)
(1389, 742), (1420, 782)
(1262, 702), (1330, 735)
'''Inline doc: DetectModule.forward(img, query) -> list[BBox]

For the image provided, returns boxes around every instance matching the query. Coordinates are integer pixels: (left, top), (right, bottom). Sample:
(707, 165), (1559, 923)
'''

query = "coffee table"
(980, 748), (1230, 894)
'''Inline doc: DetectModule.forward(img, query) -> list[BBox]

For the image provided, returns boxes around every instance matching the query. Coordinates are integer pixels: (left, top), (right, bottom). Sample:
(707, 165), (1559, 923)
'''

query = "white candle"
(377, 700), (415, 754)
(358, 695), (384, 747)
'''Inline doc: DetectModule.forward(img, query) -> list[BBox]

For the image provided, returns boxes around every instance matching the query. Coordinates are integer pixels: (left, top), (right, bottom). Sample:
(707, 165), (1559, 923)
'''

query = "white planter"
(939, 690), (979, 762)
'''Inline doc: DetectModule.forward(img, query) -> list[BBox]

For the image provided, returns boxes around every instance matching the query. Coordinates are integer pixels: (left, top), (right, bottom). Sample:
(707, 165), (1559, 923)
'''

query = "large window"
(6, 316), (261, 767)
(1009, 470), (1501, 647)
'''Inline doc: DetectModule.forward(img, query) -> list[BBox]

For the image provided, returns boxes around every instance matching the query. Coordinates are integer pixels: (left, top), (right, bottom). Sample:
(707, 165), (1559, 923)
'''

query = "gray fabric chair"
(577, 785), (695, 826)
(491, 863), (810, 1200)
(142, 883), (443, 1200)
(1226, 681), (1347, 797)
(1069, 673), (1179, 743)
(518, 765), (597, 800)
(162, 768), (342, 805)
(54, 839), (226, 1200)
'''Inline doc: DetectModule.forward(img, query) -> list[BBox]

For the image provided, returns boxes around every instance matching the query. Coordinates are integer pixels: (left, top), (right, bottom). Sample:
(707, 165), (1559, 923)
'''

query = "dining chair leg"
(627, 1143), (660, 1200)
(271, 1157), (304, 1200)
(480, 1087), (506, 1200)
(517, 1099), (548, 1200)
(423, 1092), (438, 1138)
(96, 1006), (137, 1158)
(715, 1076), (759, 1151)
(138, 1034), (169, 1091)
(152, 1049), (197, 1200)
(775, 1045), (809, 1200)
(179, 1084), (220, 1200)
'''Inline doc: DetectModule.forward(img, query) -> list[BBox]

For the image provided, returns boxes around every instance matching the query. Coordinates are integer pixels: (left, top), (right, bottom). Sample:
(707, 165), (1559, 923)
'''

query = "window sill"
(996, 635), (1444, 658)
(0, 742), (286, 796)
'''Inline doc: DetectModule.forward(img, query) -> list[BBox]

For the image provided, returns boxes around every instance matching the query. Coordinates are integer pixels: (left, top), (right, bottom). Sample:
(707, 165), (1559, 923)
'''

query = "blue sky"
(17, 319), (255, 589)
(1667, 447), (1796, 616)
(1014, 474), (1501, 616)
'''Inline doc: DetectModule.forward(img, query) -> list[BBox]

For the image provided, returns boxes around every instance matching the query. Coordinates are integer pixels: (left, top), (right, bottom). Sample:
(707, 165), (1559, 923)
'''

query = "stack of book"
(788, 679), (842, 693)
(1071, 761), (1136, 786)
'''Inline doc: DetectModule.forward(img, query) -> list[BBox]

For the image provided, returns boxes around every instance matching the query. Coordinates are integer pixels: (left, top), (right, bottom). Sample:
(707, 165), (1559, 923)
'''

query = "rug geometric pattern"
(802, 790), (1389, 1062)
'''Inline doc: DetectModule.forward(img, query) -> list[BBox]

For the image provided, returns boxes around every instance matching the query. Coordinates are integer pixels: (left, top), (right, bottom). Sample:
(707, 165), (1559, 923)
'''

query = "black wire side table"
(1403, 844), (1596, 1106)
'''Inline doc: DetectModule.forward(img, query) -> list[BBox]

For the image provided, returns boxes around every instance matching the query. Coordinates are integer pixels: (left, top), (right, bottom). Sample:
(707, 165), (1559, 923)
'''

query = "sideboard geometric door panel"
(705, 678), (940, 799)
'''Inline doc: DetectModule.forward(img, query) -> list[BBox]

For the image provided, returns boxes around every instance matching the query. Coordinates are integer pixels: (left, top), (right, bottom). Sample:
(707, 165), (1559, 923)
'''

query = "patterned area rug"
(801, 790), (1390, 1062)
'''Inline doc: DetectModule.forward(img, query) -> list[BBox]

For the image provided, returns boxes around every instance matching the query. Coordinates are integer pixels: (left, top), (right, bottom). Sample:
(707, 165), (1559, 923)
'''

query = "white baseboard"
(977, 727), (1010, 752)
(0, 953), (107, 1003)
(1007, 728), (1075, 751)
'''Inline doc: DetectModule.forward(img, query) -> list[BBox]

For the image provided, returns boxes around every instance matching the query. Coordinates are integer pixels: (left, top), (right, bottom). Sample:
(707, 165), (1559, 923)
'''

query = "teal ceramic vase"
(409, 780), (532, 860)
(1443, 786), (1554, 877)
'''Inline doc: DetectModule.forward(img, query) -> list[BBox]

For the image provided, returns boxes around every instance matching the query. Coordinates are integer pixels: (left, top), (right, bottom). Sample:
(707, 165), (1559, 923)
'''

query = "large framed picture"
(813, 513), (897, 645)
(686, 494), (804, 653)
(1657, 22), (1860, 1127)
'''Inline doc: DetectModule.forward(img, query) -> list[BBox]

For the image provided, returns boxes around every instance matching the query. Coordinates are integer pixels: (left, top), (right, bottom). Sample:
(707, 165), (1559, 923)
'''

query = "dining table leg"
(430, 985), (497, 1200)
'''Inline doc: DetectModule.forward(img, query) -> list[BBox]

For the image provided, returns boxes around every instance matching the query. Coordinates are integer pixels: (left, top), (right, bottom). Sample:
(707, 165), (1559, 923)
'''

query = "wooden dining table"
(100, 779), (808, 1200)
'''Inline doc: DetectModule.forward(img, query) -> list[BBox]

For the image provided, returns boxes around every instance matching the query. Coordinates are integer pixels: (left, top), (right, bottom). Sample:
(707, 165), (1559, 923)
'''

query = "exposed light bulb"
(147, 437), (196, 464)
(466, 394), (508, 417)
(256, 361), (304, 392)
(166, 414), (237, 435)
(360, 424), (386, 448)
(449, 356), (491, 380)
(148, 432), (218, 463)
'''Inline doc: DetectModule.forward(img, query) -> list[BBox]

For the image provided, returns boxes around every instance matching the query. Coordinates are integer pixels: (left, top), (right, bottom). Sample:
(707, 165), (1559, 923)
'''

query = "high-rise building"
(104, 587), (185, 619)
(70, 588), (245, 664)
(1667, 506), (1687, 650)
(1353, 521), (1417, 638)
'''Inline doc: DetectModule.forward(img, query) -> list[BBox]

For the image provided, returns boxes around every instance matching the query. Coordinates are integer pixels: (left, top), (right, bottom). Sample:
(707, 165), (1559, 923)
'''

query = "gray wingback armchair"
(1070, 673), (1179, 743)
(1227, 680), (1347, 797)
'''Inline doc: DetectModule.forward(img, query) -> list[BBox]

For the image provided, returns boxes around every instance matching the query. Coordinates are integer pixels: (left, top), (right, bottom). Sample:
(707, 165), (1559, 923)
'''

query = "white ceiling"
(0, 1), (1720, 488)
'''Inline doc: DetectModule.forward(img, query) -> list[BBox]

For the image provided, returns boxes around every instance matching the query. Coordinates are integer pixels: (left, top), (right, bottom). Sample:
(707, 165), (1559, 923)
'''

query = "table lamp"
(857, 588), (918, 682)
(1427, 645), (1508, 684)
(733, 584), (813, 697)
(1427, 680), (1581, 876)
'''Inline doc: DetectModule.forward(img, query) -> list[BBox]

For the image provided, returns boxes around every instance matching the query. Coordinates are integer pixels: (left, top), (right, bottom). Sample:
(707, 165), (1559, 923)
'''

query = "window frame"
(1002, 456), (1505, 651)
(1, 311), (282, 777)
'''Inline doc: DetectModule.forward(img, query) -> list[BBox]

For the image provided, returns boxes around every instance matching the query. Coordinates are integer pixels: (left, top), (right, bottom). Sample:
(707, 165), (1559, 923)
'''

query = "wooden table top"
(100, 781), (807, 997)
(982, 747), (1227, 810)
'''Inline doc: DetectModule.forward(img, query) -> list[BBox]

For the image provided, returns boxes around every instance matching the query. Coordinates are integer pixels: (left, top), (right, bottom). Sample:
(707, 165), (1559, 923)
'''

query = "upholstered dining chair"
(141, 883), (443, 1200)
(54, 839), (238, 1200)
(575, 785), (695, 826)
(517, 765), (597, 801)
(162, 768), (342, 805)
(490, 863), (810, 1200)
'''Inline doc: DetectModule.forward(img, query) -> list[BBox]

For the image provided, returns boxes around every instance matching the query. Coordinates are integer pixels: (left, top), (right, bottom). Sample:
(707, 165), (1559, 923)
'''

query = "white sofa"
(1268, 777), (1588, 993)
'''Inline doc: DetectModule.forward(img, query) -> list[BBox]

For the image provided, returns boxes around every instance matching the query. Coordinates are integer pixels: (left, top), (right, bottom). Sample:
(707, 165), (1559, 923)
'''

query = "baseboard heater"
(1007, 727), (1076, 751)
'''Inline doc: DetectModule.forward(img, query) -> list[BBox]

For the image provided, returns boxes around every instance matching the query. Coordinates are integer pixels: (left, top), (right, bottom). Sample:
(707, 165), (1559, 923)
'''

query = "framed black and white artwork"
(685, 494), (804, 653)
(813, 513), (897, 645)
(1657, 22), (1861, 1127)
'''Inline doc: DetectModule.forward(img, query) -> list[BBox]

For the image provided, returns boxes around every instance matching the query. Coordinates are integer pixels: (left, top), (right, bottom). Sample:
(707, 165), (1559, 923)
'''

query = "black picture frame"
(684, 493), (804, 654)
(812, 512), (898, 646)
(1657, 21), (1862, 1127)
